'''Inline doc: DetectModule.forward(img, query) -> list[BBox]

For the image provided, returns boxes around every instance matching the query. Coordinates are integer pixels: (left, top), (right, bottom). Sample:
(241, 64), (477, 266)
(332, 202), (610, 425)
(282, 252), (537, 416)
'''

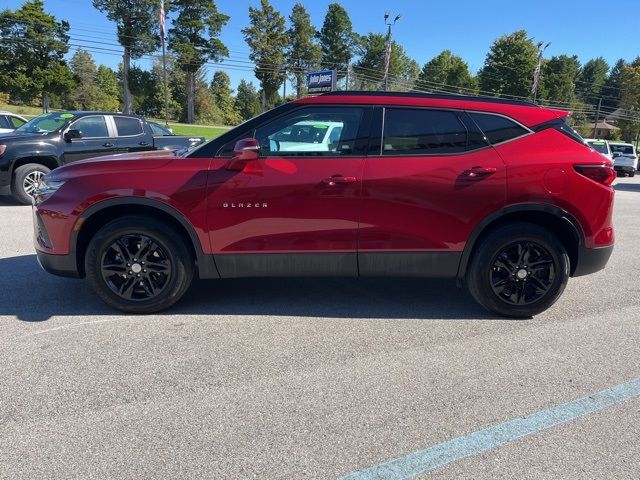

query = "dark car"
(0, 111), (206, 204)
(33, 92), (615, 317)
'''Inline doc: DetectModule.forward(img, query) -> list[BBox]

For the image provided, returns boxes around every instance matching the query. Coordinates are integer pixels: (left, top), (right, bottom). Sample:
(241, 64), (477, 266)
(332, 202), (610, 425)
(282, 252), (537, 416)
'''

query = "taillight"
(574, 165), (616, 186)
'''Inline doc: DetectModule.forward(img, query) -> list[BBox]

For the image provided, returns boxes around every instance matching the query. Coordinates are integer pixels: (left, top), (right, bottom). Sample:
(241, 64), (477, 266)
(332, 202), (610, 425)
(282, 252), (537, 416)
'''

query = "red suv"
(32, 92), (615, 317)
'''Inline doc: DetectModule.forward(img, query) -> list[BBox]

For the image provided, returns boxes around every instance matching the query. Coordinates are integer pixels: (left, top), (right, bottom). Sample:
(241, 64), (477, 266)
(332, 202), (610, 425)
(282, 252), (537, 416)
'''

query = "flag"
(531, 54), (542, 98)
(383, 34), (392, 83)
(159, 0), (166, 40)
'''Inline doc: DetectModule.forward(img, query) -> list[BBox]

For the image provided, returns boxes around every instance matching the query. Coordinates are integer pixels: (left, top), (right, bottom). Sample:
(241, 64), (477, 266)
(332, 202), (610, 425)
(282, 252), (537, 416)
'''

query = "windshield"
(14, 112), (75, 134)
(610, 144), (635, 155)
(587, 141), (609, 154)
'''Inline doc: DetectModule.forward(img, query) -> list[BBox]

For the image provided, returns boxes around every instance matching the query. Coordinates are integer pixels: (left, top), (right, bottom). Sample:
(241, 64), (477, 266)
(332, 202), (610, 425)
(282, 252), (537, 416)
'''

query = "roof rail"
(321, 90), (538, 107)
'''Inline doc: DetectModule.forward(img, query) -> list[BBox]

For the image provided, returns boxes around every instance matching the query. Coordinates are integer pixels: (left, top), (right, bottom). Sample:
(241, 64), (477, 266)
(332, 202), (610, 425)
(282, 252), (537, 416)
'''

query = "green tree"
(602, 58), (625, 110)
(352, 33), (419, 91)
(416, 50), (477, 93)
(317, 3), (357, 82)
(618, 58), (640, 142)
(92, 0), (160, 114)
(234, 79), (261, 121)
(210, 71), (241, 125)
(0, 0), (73, 110)
(95, 65), (120, 111)
(69, 49), (99, 110)
(169, 0), (229, 123)
(478, 30), (538, 98)
(577, 57), (609, 102)
(242, 0), (288, 110)
(540, 55), (581, 104)
(288, 3), (321, 98)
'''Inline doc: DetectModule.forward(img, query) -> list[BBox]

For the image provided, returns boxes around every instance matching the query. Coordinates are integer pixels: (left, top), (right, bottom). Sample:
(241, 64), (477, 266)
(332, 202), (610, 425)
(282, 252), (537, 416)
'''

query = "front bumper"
(614, 165), (635, 174)
(572, 244), (614, 277)
(36, 249), (80, 278)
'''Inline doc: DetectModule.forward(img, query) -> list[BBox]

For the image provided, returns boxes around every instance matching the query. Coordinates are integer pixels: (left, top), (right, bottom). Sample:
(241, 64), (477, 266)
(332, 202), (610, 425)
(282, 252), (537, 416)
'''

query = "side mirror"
(64, 129), (82, 141)
(227, 138), (260, 171)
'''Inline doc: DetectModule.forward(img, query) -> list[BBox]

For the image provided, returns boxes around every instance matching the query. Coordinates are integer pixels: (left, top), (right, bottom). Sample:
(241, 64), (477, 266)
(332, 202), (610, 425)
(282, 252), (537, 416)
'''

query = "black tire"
(85, 215), (194, 313)
(12, 163), (50, 205)
(630, 171), (636, 177)
(467, 223), (570, 318)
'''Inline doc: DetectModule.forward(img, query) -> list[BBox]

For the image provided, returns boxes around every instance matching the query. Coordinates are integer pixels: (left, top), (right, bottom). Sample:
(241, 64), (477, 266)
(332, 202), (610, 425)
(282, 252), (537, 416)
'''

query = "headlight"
(34, 176), (65, 203)
(0, 145), (6, 156)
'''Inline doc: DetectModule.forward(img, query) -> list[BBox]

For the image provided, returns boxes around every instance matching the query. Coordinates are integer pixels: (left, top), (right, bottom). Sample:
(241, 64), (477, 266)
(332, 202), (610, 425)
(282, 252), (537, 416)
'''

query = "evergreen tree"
(478, 30), (538, 98)
(234, 79), (261, 121)
(287, 3), (321, 98)
(0, 0), (73, 110)
(69, 49), (99, 110)
(210, 71), (241, 125)
(242, 0), (288, 110)
(352, 33), (419, 91)
(169, 0), (229, 123)
(416, 50), (477, 93)
(92, 0), (161, 114)
(577, 57), (609, 103)
(541, 55), (581, 104)
(317, 3), (357, 82)
(602, 59), (626, 110)
(618, 58), (640, 142)
(95, 65), (120, 111)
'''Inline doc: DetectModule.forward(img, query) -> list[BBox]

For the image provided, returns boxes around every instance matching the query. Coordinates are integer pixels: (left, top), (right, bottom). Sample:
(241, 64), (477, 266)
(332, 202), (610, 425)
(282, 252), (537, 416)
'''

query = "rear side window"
(468, 112), (529, 144)
(382, 108), (468, 155)
(114, 116), (144, 136)
(11, 116), (26, 128)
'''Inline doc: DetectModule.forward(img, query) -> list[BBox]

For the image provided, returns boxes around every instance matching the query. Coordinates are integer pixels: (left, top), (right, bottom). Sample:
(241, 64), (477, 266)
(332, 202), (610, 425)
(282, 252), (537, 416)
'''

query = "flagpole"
(160, 1), (169, 128)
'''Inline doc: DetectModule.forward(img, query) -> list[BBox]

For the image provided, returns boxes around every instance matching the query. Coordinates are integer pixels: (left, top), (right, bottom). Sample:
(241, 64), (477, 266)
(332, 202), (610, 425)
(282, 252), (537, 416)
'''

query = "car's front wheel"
(85, 216), (194, 313)
(467, 223), (569, 318)
(12, 163), (50, 205)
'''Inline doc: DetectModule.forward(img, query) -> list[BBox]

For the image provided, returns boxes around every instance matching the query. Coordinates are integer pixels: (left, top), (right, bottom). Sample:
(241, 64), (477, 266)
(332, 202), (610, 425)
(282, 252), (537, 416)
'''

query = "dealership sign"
(307, 70), (336, 94)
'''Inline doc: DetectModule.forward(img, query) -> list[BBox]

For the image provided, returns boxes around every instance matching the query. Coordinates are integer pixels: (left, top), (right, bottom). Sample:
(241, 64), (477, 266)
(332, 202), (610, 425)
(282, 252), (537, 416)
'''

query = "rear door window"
(468, 112), (529, 144)
(0, 116), (10, 129)
(114, 116), (144, 136)
(10, 116), (26, 128)
(381, 108), (468, 155)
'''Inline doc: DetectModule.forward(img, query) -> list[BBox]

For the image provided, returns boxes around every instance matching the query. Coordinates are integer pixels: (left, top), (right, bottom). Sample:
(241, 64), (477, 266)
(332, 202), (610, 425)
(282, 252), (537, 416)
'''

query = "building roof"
(593, 120), (620, 131)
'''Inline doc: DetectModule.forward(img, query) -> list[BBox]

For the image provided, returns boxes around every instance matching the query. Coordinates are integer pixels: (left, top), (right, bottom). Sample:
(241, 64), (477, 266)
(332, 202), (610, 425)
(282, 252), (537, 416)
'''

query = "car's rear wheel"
(85, 216), (194, 313)
(467, 223), (569, 318)
(12, 163), (50, 205)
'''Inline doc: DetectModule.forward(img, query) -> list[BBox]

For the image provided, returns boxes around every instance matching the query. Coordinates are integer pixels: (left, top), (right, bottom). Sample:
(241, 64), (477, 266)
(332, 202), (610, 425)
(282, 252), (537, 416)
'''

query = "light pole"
(383, 12), (401, 92)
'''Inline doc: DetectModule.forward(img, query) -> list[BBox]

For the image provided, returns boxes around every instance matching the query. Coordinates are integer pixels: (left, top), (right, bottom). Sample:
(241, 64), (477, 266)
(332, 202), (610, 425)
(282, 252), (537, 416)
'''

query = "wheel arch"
(11, 156), (59, 177)
(72, 198), (219, 279)
(457, 204), (584, 284)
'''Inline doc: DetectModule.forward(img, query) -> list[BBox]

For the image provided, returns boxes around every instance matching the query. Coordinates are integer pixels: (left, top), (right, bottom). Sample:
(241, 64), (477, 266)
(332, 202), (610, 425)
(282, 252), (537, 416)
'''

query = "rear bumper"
(572, 244), (614, 277)
(36, 249), (80, 278)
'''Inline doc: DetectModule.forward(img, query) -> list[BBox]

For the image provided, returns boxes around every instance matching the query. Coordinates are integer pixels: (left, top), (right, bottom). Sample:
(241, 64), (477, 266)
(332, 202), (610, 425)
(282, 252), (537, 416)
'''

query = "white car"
(270, 120), (344, 152)
(608, 142), (638, 177)
(584, 138), (613, 160)
(0, 112), (28, 134)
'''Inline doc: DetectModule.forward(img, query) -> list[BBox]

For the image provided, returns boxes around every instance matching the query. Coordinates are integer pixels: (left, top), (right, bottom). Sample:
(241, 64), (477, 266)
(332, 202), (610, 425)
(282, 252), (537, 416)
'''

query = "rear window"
(587, 141), (609, 154)
(382, 108), (468, 155)
(468, 112), (529, 144)
(610, 144), (635, 155)
(114, 116), (144, 136)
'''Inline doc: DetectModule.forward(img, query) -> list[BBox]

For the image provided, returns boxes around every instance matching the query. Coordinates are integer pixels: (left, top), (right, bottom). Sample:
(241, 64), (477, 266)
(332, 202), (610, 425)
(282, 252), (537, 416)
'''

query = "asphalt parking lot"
(1, 177), (639, 479)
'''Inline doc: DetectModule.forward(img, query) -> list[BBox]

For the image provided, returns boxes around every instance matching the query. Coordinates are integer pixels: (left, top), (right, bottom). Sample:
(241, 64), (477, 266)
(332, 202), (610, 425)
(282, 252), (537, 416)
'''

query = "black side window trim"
(532, 118), (585, 145)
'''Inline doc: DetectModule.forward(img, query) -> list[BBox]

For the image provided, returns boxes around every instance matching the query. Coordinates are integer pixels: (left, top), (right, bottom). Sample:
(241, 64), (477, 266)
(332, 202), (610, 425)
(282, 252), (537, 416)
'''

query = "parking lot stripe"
(338, 377), (640, 480)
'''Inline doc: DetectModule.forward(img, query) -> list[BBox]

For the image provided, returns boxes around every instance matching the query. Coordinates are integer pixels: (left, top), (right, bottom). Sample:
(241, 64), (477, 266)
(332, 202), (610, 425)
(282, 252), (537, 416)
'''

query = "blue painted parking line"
(339, 377), (640, 480)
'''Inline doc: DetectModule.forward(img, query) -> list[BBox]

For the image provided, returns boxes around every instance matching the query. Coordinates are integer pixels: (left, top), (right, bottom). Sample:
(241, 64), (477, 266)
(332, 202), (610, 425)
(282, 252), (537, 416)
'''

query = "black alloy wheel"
(101, 234), (172, 301)
(490, 241), (555, 306)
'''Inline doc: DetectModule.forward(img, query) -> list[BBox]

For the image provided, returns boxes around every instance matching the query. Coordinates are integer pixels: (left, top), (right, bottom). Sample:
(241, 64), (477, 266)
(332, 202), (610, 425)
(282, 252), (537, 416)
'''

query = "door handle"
(102, 142), (114, 147)
(464, 166), (497, 177)
(139, 141), (150, 146)
(322, 175), (357, 186)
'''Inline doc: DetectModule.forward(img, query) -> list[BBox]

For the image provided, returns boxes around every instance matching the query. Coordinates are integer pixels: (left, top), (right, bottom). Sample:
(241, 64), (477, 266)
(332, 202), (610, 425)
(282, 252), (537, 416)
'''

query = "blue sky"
(5, 0), (640, 91)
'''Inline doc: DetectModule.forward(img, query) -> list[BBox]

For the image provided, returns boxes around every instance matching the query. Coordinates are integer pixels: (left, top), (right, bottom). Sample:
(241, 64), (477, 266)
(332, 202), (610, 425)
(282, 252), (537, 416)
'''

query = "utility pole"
(383, 12), (401, 92)
(593, 97), (602, 139)
(160, 1), (169, 127)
